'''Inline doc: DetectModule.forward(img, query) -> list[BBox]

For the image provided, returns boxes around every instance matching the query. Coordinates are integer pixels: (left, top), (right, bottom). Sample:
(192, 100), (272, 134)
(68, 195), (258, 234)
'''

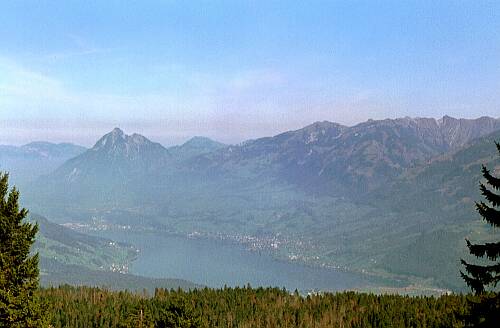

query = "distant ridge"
(29, 115), (500, 197)
(192, 115), (500, 192)
(0, 141), (86, 159)
(167, 136), (226, 161)
(0, 141), (86, 188)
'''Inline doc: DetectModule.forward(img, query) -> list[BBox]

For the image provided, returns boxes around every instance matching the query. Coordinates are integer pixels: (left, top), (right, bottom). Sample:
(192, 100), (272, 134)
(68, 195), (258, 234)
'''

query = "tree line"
(41, 285), (469, 328)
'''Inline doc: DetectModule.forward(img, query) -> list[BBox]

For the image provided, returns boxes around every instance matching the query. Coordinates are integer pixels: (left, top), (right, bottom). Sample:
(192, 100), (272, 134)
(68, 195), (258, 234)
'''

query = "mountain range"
(3, 115), (500, 291)
(0, 142), (86, 188)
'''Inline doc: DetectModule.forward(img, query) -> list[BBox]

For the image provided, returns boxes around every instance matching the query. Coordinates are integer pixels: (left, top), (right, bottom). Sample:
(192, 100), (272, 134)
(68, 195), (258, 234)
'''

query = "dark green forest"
(42, 286), (470, 328)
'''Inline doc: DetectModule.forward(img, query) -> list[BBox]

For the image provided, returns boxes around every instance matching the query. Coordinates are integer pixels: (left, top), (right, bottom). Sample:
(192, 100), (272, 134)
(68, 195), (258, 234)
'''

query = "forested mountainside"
(6, 115), (500, 291)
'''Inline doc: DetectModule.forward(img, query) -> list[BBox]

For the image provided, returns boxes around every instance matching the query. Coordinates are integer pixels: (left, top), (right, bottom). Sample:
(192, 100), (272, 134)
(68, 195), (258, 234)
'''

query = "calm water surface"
(90, 230), (372, 292)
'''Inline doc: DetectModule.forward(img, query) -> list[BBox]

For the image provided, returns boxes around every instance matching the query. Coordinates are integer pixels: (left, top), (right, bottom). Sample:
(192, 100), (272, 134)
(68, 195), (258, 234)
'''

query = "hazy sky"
(1, 1), (499, 146)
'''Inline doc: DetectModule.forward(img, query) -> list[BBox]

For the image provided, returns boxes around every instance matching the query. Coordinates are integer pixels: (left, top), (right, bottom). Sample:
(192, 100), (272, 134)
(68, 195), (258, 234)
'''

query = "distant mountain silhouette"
(0, 141), (86, 187)
(168, 136), (226, 161)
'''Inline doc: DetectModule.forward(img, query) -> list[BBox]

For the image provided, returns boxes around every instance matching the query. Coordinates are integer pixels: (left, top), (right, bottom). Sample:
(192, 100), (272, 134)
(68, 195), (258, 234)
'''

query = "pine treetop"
(461, 141), (500, 295)
(0, 172), (44, 326)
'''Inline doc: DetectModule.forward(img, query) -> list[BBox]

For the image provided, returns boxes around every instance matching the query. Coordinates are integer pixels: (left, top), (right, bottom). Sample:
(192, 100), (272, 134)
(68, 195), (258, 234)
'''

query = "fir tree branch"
(480, 183), (500, 207)
(482, 165), (500, 190)
(466, 239), (500, 261)
(461, 259), (500, 279)
(475, 202), (500, 228)
(460, 270), (485, 294)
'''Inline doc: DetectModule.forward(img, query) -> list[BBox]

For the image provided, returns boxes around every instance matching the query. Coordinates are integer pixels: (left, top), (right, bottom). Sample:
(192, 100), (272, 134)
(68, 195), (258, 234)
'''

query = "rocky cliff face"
(437, 115), (500, 148)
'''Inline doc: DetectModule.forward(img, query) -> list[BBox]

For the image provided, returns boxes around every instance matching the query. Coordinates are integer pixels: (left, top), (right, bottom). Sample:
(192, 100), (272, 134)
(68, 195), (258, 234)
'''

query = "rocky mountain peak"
(294, 121), (347, 144)
(111, 127), (124, 135)
(93, 128), (126, 150)
(437, 115), (457, 126)
(303, 121), (346, 132)
(91, 128), (167, 159)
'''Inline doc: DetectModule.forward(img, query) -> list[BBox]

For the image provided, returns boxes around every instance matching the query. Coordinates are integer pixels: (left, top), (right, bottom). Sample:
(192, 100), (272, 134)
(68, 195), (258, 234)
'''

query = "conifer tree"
(156, 300), (201, 328)
(0, 173), (44, 327)
(461, 142), (500, 326)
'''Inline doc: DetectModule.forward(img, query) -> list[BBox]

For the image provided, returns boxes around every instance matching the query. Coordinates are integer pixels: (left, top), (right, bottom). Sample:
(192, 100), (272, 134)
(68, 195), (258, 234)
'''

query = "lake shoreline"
(73, 227), (416, 294)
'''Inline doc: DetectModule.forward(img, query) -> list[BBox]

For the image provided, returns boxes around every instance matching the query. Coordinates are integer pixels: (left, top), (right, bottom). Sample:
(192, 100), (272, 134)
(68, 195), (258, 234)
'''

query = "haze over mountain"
(0, 142), (86, 188)
(5, 115), (500, 291)
(168, 136), (226, 161)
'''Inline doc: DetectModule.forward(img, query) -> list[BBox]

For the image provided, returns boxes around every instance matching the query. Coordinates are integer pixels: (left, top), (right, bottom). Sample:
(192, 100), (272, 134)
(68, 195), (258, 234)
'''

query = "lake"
(89, 230), (374, 292)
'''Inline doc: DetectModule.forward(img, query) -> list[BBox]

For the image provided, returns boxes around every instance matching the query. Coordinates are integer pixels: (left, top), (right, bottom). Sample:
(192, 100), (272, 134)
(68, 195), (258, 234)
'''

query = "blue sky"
(0, 1), (499, 146)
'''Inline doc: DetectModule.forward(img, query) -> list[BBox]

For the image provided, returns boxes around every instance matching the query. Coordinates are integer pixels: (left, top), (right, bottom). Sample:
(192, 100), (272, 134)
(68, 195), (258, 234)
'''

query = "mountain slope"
(31, 213), (136, 273)
(370, 129), (500, 289)
(374, 129), (500, 222)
